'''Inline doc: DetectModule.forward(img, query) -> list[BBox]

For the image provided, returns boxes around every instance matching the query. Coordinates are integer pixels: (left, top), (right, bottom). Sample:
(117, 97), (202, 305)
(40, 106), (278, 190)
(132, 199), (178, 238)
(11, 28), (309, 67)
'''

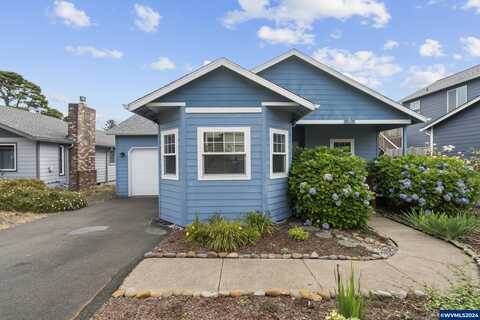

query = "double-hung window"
(108, 149), (115, 165)
(270, 128), (288, 178)
(59, 145), (65, 176)
(330, 139), (355, 155)
(409, 100), (420, 112)
(0, 144), (16, 171)
(197, 127), (250, 180)
(161, 128), (178, 180)
(447, 85), (467, 112)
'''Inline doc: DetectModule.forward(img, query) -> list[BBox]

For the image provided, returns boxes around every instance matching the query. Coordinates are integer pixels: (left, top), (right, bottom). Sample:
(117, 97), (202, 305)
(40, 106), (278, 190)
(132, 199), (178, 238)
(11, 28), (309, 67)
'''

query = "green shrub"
(244, 211), (276, 235)
(289, 147), (374, 229)
(405, 209), (480, 240)
(369, 155), (480, 214)
(287, 226), (309, 241)
(0, 179), (88, 213)
(426, 284), (480, 311)
(335, 264), (363, 320)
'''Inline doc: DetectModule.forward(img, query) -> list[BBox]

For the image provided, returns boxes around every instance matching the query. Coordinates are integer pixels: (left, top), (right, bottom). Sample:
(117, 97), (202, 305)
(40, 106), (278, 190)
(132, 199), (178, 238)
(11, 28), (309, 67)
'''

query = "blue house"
(110, 50), (426, 226)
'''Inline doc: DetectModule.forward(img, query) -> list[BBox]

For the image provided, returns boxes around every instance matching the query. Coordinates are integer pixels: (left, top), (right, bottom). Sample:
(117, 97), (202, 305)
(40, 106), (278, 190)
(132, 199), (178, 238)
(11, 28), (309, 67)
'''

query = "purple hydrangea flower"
(309, 188), (317, 195)
(411, 194), (419, 201)
(424, 209), (432, 216)
(323, 174), (333, 182)
(335, 200), (342, 207)
(364, 200), (370, 206)
(322, 223), (330, 230)
(418, 198), (426, 207)
(436, 181), (443, 187)
(443, 194), (452, 202)
(299, 182), (307, 189)
(332, 193), (339, 201)
(421, 189), (426, 194)
(354, 191), (360, 199)
(399, 194), (407, 200)
(388, 188), (394, 193)
(434, 186), (444, 194)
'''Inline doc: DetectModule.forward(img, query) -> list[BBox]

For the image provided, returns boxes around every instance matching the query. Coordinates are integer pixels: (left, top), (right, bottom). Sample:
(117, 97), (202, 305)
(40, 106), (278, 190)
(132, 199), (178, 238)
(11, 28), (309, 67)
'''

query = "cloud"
(65, 46), (123, 59)
(330, 29), (343, 39)
(49, 93), (69, 104)
(257, 26), (314, 45)
(52, 0), (91, 28)
(312, 47), (401, 88)
(150, 57), (175, 71)
(461, 36), (480, 56)
(402, 64), (446, 89)
(134, 4), (161, 33)
(464, 0), (480, 13)
(419, 39), (444, 57)
(203, 60), (212, 65)
(453, 53), (463, 60)
(383, 40), (399, 50)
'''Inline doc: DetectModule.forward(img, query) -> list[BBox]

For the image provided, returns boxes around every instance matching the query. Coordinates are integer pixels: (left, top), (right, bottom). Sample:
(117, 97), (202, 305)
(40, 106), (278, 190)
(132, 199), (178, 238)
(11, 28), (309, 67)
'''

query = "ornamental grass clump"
(0, 179), (88, 213)
(289, 147), (374, 229)
(369, 155), (480, 214)
(287, 226), (309, 241)
(244, 211), (277, 235)
(335, 264), (363, 320)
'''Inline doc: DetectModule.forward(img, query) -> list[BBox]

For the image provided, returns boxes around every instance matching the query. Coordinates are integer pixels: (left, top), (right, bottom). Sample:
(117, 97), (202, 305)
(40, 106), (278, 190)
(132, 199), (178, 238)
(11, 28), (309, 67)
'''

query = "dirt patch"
(82, 184), (116, 203)
(91, 296), (435, 320)
(0, 211), (48, 230)
(462, 230), (480, 255)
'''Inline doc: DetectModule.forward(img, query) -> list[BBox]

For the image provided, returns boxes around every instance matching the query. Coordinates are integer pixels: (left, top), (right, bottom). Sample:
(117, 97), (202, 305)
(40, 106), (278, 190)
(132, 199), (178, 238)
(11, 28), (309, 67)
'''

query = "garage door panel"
(130, 148), (159, 196)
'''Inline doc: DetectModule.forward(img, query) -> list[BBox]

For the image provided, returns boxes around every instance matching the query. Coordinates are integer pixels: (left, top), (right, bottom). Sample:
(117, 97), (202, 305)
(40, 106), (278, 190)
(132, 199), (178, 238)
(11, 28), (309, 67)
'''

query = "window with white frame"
(59, 145), (65, 176)
(161, 128), (178, 180)
(0, 144), (16, 171)
(447, 85), (467, 112)
(330, 139), (355, 155)
(409, 100), (420, 112)
(108, 149), (115, 165)
(270, 128), (288, 178)
(197, 127), (250, 180)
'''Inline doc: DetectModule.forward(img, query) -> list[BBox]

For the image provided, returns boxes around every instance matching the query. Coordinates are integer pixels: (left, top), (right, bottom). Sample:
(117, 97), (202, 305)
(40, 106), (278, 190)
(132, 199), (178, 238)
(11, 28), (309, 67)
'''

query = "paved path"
(0, 197), (167, 320)
(120, 216), (479, 295)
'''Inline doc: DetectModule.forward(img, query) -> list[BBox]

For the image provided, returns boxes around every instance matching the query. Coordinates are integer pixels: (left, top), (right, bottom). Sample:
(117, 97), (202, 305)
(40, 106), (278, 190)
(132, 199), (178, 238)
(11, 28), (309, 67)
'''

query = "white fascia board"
(421, 96), (480, 132)
(252, 49), (427, 123)
(261, 101), (299, 107)
(127, 58), (316, 112)
(297, 120), (345, 124)
(185, 107), (262, 113)
(354, 119), (412, 124)
(146, 102), (186, 107)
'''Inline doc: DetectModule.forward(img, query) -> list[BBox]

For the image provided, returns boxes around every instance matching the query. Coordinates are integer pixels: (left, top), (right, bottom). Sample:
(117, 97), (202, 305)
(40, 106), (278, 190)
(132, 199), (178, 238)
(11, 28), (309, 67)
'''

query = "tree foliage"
(0, 71), (48, 110)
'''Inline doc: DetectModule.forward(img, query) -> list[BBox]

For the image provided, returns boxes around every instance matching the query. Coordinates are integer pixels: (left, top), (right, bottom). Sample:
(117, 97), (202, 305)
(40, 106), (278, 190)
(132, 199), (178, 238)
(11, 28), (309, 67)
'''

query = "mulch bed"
(92, 296), (435, 320)
(462, 231), (480, 256)
(155, 222), (388, 257)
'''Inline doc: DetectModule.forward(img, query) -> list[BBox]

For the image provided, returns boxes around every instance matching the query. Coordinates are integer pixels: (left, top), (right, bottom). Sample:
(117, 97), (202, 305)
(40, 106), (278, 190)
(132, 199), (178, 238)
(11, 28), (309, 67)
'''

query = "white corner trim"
(59, 145), (65, 176)
(330, 138), (355, 156)
(185, 107), (262, 114)
(262, 101), (299, 107)
(0, 143), (17, 171)
(196, 127), (251, 181)
(354, 119), (412, 124)
(252, 49), (427, 123)
(146, 102), (186, 107)
(421, 95), (480, 131)
(160, 128), (179, 181)
(127, 58), (316, 112)
(297, 120), (345, 124)
(269, 128), (289, 179)
(127, 146), (159, 197)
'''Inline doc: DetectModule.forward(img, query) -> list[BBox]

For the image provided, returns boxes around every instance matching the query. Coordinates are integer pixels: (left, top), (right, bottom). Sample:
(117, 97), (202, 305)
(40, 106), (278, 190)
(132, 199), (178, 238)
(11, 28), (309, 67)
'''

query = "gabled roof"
(402, 64), (480, 103)
(252, 49), (427, 123)
(127, 58), (317, 112)
(421, 95), (480, 131)
(107, 115), (158, 136)
(0, 106), (114, 147)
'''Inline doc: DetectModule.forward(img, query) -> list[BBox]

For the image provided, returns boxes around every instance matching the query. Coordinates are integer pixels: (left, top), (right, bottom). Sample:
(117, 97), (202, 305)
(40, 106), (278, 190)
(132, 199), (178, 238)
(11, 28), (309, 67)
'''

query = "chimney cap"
(79, 96), (87, 103)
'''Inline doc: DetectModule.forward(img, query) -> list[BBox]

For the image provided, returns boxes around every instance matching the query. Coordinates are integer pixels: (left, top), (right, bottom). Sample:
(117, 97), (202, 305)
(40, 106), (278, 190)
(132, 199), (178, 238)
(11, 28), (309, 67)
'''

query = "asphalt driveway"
(0, 197), (167, 320)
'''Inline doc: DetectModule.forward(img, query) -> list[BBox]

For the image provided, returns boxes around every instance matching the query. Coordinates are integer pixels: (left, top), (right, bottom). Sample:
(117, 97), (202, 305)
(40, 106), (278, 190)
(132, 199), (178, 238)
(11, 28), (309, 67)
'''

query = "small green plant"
(406, 209), (480, 240)
(185, 215), (207, 243)
(426, 284), (480, 311)
(202, 216), (251, 252)
(335, 264), (363, 320)
(288, 226), (309, 241)
(326, 310), (359, 320)
(244, 211), (277, 235)
(280, 247), (289, 255)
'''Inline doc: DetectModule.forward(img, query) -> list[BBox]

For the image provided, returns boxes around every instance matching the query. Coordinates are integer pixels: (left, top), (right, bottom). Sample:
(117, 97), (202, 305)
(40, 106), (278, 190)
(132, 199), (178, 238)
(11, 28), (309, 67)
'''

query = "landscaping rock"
(391, 290), (408, 299)
(218, 291), (230, 297)
(414, 290), (427, 298)
(162, 290), (173, 297)
(299, 288), (311, 299)
(150, 290), (162, 297)
(218, 252), (228, 258)
(176, 252), (187, 258)
(254, 290), (265, 296)
(227, 252), (239, 258)
(182, 290), (194, 296)
(124, 288), (136, 298)
(337, 239), (359, 248)
(328, 255), (338, 260)
(240, 254), (251, 259)
(136, 290), (151, 299)
(207, 251), (218, 258)
(196, 253), (208, 258)
(260, 253), (269, 259)
(201, 291), (218, 298)
(268, 253), (276, 259)
(112, 289), (125, 298)
(186, 251), (196, 258)
(265, 288), (283, 297)
(281, 254), (291, 259)
(230, 290), (242, 297)
(315, 231), (332, 239)
(316, 289), (331, 300)
(371, 290), (392, 298)
(310, 251), (319, 259)
(290, 289), (301, 298)
(143, 251), (154, 258)
(292, 253), (303, 259)
(310, 293), (323, 302)
(163, 252), (176, 258)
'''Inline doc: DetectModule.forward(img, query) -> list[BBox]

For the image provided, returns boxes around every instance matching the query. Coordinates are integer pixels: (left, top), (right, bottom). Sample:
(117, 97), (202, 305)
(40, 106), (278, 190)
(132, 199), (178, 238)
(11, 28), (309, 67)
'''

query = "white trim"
(252, 49), (427, 123)
(185, 107), (262, 114)
(297, 120), (345, 124)
(0, 143), (17, 171)
(146, 102), (186, 108)
(354, 119), (412, 124)
(197, 127), (251, 181)
(330, 139), (355, 156)
(127, 146), (159, 197)
(160, 128), (179, 180)
(421, 95), (480, 131)
(59, 145), (65, 176)
(269, 128), (289, 179)
(446, 85), (467, 113)
(127, 58), (316, 112)
(262, 101), (299, 107)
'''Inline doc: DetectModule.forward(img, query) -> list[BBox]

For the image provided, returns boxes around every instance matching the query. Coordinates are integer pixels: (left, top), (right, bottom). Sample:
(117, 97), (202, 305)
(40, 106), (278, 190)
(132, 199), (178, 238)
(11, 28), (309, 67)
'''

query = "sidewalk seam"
(302, 259), (323, 289)
(217, 258), (224, 292)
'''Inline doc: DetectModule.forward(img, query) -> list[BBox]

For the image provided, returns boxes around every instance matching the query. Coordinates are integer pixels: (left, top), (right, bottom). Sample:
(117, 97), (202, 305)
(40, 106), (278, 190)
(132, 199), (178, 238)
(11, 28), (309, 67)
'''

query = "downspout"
(402, 127), (408, 156)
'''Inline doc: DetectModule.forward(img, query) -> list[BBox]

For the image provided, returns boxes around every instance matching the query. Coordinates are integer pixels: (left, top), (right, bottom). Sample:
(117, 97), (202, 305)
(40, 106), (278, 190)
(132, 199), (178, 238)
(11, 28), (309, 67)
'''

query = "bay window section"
(161, 128), (178, 180)
(270, 128), (288, 178)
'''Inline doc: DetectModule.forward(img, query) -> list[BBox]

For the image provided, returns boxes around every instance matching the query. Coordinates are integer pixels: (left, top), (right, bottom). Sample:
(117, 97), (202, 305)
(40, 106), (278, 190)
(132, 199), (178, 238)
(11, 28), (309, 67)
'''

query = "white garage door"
(129, 148), (159, 196)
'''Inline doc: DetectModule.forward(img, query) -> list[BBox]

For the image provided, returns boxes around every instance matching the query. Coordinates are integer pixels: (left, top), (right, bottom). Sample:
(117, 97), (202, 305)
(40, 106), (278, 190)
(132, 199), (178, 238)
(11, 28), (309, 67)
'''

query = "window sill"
(198, 174), (251, 181)
(270, 173), (288, 179)
(161, 175), (179, 181)
(0, 169), (17, 172)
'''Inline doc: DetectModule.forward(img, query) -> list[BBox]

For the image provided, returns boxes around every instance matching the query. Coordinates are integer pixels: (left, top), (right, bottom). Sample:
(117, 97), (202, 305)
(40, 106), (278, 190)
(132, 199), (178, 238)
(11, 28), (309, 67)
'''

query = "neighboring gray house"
(401, 64), (480, 155)
(0, 104), (115, 187)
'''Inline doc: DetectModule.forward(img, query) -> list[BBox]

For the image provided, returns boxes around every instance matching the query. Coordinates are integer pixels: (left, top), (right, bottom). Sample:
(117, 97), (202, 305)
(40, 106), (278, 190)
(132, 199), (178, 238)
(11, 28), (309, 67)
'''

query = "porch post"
(402, 126), (408, 155)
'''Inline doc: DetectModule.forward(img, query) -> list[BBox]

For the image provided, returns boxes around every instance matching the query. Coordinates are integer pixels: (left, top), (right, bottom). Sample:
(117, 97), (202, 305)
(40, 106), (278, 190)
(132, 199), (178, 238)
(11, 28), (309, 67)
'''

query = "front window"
(108, 149), (115, 165)
(161, 128), (178, 180)
(330, 139), (355, 155)
(447, 85), (468, 112)
(0, 144), (16, 171)
(198, 127), (251, 180)
(409, 100), (420, 112)
(270, 128), (288, 178)
(59, 145), (65, 176)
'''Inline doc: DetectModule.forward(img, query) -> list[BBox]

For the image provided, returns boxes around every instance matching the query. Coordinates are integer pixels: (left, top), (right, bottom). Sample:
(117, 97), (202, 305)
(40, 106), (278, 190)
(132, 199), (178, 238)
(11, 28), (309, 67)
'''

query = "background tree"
(104, 119), (117, 130)
(0, 71), (48, 110)
(41, 107), (64, 120)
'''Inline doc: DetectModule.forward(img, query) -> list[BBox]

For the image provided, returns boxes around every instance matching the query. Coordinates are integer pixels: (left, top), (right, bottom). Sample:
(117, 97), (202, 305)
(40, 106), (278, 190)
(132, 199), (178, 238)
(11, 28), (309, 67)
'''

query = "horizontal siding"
(39, 142), (67, 186)
(107, 164), (116, 182)
(0, 137), (37, 179)
(95, 148), (107, 183)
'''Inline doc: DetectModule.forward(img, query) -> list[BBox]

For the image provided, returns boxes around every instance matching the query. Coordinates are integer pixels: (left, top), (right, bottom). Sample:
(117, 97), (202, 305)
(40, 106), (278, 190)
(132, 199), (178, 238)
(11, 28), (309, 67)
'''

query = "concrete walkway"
(120, 216), (479, 295)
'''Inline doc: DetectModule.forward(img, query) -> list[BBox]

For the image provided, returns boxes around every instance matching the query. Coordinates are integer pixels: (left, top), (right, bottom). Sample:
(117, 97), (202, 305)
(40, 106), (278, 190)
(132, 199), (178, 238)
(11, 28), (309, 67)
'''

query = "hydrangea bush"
(368, 155), (480, 214)
(289, 147), (374, 229)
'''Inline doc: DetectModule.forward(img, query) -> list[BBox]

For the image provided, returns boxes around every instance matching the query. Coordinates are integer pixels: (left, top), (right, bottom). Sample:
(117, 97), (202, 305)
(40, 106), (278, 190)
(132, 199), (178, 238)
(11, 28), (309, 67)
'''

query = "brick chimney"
(68, 96), (96, 191)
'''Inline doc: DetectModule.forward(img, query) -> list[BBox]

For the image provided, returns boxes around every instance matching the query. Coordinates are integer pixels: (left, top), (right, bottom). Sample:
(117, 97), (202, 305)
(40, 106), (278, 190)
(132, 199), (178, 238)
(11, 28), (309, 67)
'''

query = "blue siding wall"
(258, 56), (407, 121)
(115, 135), (158, 197)
(304, 125), (378, 160)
